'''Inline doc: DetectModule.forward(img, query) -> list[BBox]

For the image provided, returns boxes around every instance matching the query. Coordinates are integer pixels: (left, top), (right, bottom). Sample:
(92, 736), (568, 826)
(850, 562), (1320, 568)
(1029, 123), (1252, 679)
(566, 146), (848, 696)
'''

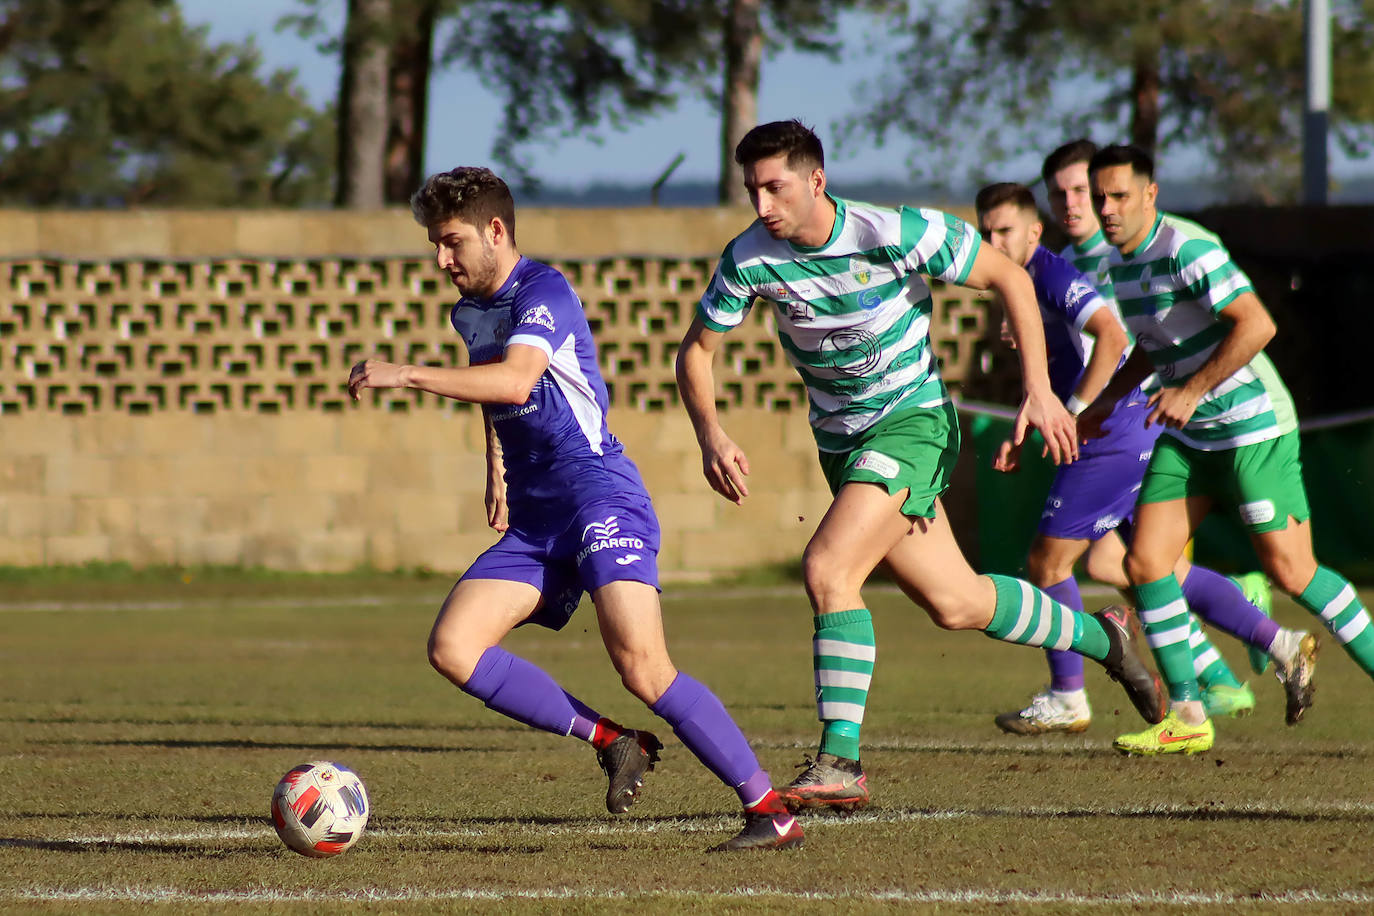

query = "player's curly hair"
(410, 167), (516, 243)
(734, 119), (825, 174)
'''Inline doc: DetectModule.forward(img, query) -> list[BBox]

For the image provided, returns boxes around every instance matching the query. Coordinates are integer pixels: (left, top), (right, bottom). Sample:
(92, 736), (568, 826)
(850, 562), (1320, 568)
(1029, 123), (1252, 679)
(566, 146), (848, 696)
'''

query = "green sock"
(985, 574), (1108, 659)
(1189, 615), (1241, 689)
(814, 609), (875, 761)
(1134, 575), (1201, 702)
(1299, 566), (1374, 678)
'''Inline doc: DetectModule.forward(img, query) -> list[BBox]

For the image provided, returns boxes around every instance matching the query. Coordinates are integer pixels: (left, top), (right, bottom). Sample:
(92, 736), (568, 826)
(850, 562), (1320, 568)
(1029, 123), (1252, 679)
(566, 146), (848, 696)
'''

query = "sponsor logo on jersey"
(853, 450), (899, 480)
(1239, 499), (1276, 527)
(1064, 278), (1095, 310)
(615, 554), (641, 566)
(779, 300), (815, 322)
(519, 304), (556, 332)
(577, 516), (646, 564)
(849, 255), (872, 286)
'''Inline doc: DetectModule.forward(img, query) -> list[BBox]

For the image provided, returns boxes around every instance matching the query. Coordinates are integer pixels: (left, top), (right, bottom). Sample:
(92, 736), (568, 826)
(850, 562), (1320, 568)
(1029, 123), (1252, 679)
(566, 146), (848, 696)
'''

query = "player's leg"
(591, 579), (801, 851)
(1114, 485), (1216, 756)
(878, 499), (1164, 725)
(994, 532), (1093, 736)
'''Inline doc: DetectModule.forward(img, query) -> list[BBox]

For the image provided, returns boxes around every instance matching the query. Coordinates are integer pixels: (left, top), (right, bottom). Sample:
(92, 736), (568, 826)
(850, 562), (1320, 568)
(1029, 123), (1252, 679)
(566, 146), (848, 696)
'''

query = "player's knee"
(1262, 554), (1318, 597)
(801, 546), (862, 610)
(612, 652), (676, 705)
(1026, 552), (1071, 589)
(427, 629), (478, 686)
(1123, 550), (1169, 587)
(923, 593), (986, 631)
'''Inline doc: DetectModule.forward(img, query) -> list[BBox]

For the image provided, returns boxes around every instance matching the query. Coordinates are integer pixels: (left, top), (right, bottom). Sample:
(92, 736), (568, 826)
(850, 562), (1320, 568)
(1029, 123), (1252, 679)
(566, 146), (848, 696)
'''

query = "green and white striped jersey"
(1058, 229), (1114, 296)
(698, 197), (981, 452)
(1104, 212), (1296, 451)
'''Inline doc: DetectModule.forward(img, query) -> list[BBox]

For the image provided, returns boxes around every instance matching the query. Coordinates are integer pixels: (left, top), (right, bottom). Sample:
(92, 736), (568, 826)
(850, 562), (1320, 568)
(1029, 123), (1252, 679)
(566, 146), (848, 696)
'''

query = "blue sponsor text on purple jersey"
(450, 257), (649, 529)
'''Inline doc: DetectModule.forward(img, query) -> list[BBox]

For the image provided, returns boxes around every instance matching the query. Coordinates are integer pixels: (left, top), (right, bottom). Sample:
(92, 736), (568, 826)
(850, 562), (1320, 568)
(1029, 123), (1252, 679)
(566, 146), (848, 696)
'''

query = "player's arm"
(963, 245), (1078, 464)
(480, 406), (508, 533)
(1068, 308), (1129, 416)
(347, 344), (549, 405)
(1148, 290), (1275, 429)
(1077, 346), (1154, 440)
(675, 315), (751, 504)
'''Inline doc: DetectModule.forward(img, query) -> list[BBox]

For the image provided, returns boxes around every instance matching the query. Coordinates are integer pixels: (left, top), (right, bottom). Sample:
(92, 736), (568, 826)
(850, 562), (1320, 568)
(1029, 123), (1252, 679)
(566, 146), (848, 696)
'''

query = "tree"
(846, 0), (1374, 201)
(0, 0), (332, 207)
(443, 0), (894, 202)
(385, 1), (439, 204)
(335, 0), (391, 208)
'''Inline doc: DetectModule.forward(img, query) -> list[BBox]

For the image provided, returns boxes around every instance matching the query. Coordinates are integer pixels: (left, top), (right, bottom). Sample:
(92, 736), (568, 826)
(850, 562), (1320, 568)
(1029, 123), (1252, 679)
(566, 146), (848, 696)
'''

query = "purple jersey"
(1025, 245), (1154, 458)
(451, 257), (649, 532)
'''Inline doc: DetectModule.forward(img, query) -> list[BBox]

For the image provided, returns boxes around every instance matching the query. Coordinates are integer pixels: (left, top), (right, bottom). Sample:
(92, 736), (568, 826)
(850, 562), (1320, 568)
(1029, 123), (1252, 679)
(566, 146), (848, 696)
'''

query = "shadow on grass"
(79, 737), (490, 754)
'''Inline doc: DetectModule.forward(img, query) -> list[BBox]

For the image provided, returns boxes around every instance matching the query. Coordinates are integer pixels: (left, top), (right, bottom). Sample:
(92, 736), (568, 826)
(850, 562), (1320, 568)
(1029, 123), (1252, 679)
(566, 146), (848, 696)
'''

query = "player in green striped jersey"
(1083, 144), (1374, 756)
(676, 120), (1166, 809)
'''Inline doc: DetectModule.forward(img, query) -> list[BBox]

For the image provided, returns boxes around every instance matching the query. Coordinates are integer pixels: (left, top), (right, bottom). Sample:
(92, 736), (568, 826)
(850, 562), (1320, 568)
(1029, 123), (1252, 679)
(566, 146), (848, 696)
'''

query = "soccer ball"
(270, 760), (370, 857)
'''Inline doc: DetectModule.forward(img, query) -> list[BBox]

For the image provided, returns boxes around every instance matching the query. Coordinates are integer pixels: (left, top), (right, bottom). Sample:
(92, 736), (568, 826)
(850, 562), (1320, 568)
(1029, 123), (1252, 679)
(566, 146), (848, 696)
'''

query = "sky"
(179, 0), (926, 190)
(178, 1), (1370, 201)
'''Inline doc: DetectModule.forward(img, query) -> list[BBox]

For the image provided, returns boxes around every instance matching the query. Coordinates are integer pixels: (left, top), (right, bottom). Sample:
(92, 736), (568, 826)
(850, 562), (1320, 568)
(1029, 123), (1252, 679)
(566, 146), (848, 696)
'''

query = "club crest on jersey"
(849, 255), (872, 286)
(519, 304), (556, 332)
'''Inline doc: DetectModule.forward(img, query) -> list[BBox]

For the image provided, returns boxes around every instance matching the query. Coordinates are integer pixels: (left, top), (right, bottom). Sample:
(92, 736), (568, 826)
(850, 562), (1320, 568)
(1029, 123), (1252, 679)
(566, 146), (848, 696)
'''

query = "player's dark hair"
(975, 182), (1038, 217)
(1088, 144), (1155, 181)
(410, 167), (517, 243)
(734, 119), (825, 173)
(1041, 138), (1098, 184)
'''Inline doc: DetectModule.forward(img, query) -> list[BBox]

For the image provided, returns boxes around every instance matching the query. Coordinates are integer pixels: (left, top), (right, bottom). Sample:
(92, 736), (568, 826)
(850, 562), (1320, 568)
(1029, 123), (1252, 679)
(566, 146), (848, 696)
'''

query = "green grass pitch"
(2, 572), (1373, 913)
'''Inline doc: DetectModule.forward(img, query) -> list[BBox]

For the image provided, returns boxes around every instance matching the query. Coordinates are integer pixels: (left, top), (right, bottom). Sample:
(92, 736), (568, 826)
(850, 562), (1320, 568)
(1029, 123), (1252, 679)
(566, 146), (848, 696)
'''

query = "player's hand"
(1076, 402), (1112, 442)
(484, 465), (508, 533)
(1146, 387), (1200, 429)
(700, 431), (751, 504)
(992, 437), (1022, 473)
(348, 359), (406, 399)
(1014, 386), (1078, 465)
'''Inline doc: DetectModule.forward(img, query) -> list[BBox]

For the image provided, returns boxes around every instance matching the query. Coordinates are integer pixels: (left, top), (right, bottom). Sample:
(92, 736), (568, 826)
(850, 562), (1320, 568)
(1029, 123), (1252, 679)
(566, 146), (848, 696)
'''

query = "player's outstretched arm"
(963, 245), (1078, 464)
(675, 316), (751, 504)
(348, 344), (549, 405)
(1147, 291), (1275, 429)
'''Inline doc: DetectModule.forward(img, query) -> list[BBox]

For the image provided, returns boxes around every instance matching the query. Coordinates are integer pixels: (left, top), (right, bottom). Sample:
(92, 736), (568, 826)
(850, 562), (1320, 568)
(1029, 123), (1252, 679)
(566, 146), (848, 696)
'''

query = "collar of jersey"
(788, 194), (845, 255)
(1120, 213), (1164, 261)
(1072, 229), (1106, 255)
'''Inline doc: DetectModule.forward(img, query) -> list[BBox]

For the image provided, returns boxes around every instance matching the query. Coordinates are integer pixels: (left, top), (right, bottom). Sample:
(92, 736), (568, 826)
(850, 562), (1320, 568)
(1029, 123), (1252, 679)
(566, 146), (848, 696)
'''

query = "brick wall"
(0, 208), (994, 578)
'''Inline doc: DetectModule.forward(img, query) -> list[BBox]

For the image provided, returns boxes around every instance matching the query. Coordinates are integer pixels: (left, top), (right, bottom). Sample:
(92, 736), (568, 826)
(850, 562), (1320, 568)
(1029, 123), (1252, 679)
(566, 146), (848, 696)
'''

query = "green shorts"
(1137, 431), (1310, 533)
(817, 402), (959, 520)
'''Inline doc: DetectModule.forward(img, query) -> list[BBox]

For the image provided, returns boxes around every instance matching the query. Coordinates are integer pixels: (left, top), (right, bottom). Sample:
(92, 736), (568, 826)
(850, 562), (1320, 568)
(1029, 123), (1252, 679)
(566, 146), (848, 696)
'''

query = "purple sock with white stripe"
(461, 646), (593, 737)
(651, 672), (771, 806)
(1182, 566), (1280, 651)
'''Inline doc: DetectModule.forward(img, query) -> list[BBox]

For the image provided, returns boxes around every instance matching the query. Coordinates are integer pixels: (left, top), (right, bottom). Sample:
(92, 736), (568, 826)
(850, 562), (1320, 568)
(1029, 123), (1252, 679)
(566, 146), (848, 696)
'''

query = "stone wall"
(0, 208), (993, 578)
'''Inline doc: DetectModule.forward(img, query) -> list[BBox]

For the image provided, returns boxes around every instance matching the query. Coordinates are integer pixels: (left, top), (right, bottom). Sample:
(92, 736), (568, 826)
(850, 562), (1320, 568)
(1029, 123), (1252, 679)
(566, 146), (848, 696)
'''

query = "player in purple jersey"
(976, 181), (1298, 735)
(347, 166), (801, 851)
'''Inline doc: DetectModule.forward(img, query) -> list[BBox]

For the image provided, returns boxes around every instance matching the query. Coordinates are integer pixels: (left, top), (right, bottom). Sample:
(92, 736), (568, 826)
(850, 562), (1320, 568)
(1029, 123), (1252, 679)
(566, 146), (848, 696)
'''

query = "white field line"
(9, 885), (1374, 906)
(35, 797), (1374, 846)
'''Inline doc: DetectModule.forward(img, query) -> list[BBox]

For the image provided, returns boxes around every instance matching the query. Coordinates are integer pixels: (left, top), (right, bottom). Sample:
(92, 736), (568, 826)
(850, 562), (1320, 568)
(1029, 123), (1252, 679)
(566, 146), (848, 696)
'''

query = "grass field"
(3, 570), (1373, 913)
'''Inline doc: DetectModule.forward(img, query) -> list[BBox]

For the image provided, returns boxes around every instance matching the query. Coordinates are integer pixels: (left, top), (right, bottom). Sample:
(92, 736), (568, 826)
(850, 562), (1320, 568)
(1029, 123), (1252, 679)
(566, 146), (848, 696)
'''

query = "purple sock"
(1042, 577), (1086, 691)
(462, 646), (596, 737)
(1182, 566), (1280, 650)
(651, 672), (768, 806)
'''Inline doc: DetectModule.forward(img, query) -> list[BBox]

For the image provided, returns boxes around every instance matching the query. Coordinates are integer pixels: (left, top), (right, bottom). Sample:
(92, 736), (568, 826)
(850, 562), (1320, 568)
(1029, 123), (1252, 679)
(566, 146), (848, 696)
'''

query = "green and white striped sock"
(1299, 566), (1374, 679)
(1135, 575), (1201, 702)
(813, 608), (875, 761)
(1189, 615), (1242, 689)
(984, 574), (1109, 659)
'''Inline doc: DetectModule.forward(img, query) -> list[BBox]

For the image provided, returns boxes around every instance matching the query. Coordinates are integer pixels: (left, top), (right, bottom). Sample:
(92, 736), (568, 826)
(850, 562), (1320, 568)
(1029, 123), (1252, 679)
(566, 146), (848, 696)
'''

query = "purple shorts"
(1039, 401), (1162, 541)
(460, 495), (661, 631)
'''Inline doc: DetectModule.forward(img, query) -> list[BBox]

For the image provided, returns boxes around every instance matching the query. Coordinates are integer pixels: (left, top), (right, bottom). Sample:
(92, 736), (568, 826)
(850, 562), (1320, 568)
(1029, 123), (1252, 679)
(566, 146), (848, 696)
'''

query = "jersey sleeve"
(896, 207), (981, 285)
(697, 239), (756, 332)
(505, 274), (577, 359)
(1048, 261), (1110, 333)
(1175, 238), (1254, 315)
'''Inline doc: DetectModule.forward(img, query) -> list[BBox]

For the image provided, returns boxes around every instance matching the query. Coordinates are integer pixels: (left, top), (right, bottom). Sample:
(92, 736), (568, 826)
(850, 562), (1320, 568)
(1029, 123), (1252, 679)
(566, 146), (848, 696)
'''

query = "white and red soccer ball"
(270, 760), (370, 857)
